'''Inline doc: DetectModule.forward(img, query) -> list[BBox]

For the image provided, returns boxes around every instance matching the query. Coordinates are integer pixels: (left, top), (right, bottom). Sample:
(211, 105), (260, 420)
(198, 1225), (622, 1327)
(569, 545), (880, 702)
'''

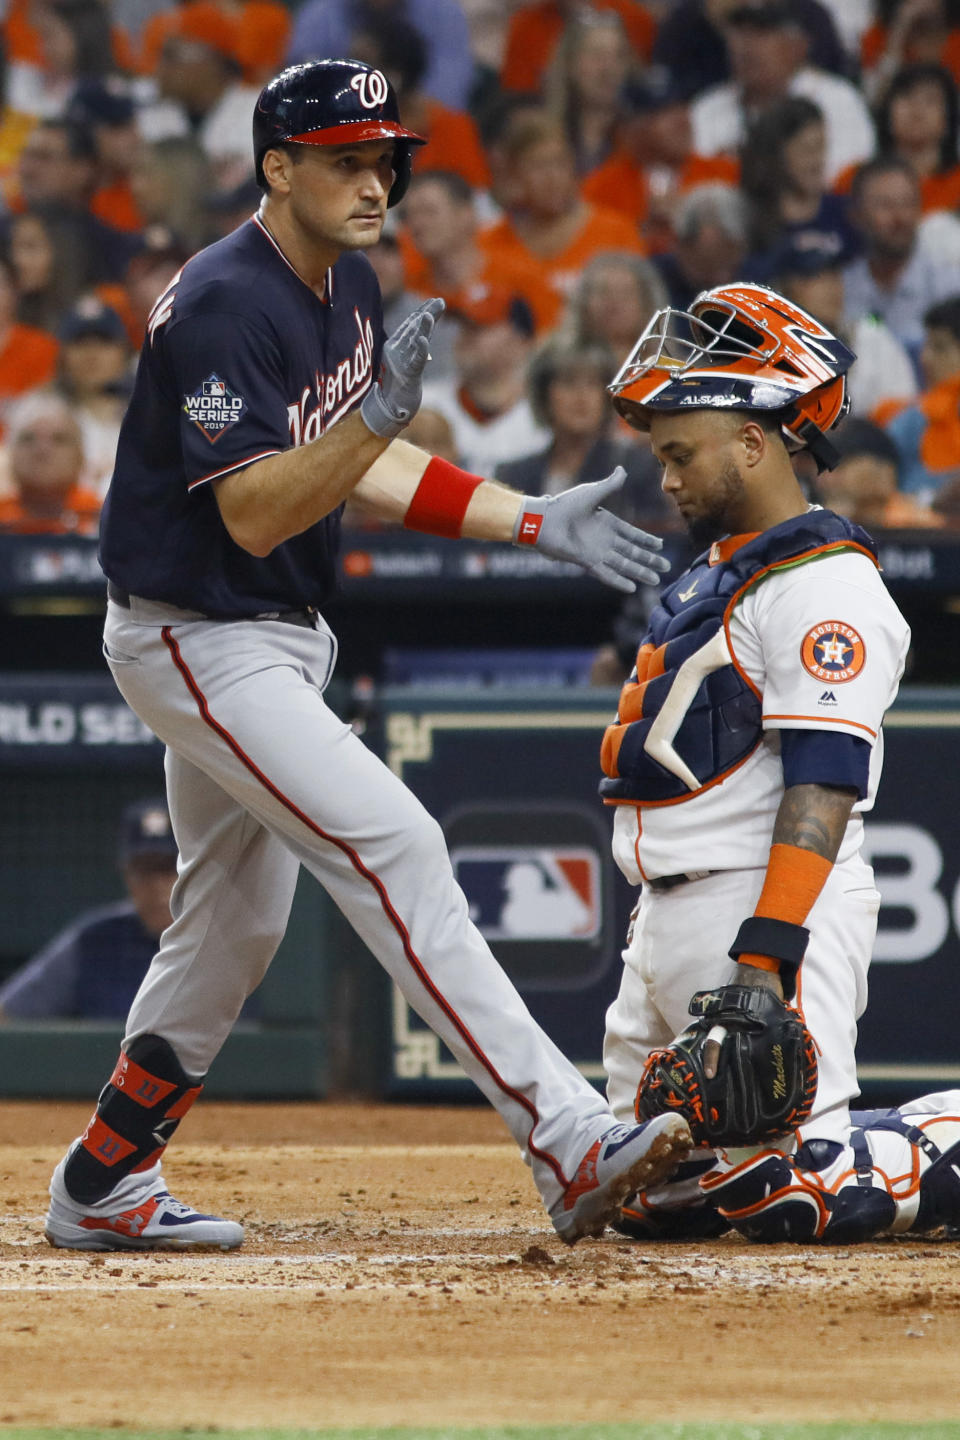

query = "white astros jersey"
(611, 547), (911, 884)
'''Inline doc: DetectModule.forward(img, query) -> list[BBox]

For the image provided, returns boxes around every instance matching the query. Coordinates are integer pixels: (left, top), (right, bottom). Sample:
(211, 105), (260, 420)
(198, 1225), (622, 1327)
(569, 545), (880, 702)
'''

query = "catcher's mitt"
(635, 985), (818, 1148)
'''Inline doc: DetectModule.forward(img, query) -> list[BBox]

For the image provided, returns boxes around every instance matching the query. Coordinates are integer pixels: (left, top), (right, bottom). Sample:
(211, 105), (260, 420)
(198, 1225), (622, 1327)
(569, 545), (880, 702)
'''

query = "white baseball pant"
(604, 858), (881, 1146)
(98, 597), (613, 1210)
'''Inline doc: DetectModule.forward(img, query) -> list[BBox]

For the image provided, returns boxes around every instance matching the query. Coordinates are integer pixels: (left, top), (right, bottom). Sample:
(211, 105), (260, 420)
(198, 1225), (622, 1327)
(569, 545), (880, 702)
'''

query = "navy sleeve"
(163, 311), (291, 491)
(779, 728), (871, 800)
(0, 929), (81, 1018)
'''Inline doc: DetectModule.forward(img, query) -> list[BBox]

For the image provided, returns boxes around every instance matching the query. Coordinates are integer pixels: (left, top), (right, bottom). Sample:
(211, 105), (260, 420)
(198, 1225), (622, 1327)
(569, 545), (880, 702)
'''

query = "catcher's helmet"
(253, 58), (426, 204)
(608, 282), (855, 471)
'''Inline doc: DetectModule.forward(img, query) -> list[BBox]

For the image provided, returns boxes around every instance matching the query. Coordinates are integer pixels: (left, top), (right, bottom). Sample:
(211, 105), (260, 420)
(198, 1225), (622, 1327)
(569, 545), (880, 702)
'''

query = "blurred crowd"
(4, 0), (960, 536)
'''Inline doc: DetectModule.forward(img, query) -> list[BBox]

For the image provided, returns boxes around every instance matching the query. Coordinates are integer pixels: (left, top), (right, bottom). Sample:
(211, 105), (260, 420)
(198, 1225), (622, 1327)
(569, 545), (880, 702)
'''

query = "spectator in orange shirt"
(477, 111), (644, 314)
(582, 66), (740, 253)
(137, 0), (291, 86)
(67, 79), (145, 235)
(478, 90), (548, 212)
(885, 294), (960, 504)
(862, 0), (960, 94)
(147, 8), (260, 194)
(5, 0), (121, 121)
(0, 391), (100, 535)
(0, 254), (59, 438)
(349, 15), (491, 191)
(500, 0), (655, 97)
(399, 169), (560, 332)
(95, 228), (192, 349)
(876, 63), (960, 213)
(542, 9), (636, 176)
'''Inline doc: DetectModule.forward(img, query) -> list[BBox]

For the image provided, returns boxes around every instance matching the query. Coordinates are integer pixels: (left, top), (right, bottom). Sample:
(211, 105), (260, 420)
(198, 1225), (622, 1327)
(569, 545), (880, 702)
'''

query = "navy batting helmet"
(253, 59), (426, 204)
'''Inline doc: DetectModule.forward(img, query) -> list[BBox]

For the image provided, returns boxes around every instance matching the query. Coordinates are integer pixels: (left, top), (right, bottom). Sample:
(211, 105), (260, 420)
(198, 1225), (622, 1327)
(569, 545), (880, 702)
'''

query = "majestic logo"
(350, 69), (388, 109)
(818, 690), (838, 706)
(183, 374), (246, 442)
(451, 846), (600, 940)
(287, 308), (375, 446)
(800, 620), (865, 684)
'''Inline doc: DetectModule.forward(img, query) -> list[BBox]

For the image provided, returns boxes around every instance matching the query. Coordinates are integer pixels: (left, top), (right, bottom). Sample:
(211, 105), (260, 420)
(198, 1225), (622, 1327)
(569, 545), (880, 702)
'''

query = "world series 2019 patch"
(800, 620), (866, 683)
(183, 374), (246, 442)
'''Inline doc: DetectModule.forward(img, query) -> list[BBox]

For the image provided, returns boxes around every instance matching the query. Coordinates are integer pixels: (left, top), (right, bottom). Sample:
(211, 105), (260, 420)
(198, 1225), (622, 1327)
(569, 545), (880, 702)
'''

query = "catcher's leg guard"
(62, 1035), (203, 1205)
(854, 1094), (960, 1236)
(701, 1139), (896, 1244)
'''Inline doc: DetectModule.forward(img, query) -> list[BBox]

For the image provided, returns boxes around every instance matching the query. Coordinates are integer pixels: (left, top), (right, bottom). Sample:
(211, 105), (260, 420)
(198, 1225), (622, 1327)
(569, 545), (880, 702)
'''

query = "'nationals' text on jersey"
(99, 214), (386, 617)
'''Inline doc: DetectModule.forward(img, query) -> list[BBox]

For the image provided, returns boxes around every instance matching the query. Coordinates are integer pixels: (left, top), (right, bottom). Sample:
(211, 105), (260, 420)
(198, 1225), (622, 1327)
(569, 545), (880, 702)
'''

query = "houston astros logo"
(800, 620), (866, 683)
(350, 69), (388, 109)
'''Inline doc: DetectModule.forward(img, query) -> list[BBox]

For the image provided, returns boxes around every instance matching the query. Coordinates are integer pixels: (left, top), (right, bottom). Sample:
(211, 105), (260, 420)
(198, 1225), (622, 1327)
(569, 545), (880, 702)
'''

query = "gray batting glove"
(512, 468), (669, 593)
(360, 297), (445, 439)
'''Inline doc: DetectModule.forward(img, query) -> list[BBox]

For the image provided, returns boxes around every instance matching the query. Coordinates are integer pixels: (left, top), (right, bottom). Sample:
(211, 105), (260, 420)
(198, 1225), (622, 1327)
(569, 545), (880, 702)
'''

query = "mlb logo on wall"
(183, 373), (246, 442)
(451, 847), (600, 941)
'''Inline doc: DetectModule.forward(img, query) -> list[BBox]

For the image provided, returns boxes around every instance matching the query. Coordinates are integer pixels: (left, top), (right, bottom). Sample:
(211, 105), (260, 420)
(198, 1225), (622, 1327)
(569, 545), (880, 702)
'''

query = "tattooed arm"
(730, 783), (858, 997)
(699, 783), (859, 1079)
(771, 783), (858, 859)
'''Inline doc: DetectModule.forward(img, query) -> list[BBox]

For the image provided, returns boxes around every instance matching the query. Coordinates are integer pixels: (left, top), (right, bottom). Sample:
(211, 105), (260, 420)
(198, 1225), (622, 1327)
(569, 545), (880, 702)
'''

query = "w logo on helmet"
(350, 69), (389, 110)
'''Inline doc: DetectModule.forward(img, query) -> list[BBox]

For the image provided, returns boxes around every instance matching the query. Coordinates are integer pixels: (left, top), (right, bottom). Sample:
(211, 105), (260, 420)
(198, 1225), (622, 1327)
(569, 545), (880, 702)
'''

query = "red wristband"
(403, 456), (484, 538)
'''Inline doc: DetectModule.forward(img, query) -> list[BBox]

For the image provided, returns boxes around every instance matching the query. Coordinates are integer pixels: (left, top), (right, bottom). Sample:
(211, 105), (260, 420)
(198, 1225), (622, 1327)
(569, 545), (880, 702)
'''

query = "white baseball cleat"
(549, 1113), (694, 1245)
(46, 1166), (243, 1252)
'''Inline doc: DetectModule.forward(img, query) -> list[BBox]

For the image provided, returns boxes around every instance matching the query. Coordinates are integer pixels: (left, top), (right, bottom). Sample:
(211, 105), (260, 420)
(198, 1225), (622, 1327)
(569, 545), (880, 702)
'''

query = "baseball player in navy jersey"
(43, 58), (694, 1252)
(597, 282), (960, 1244)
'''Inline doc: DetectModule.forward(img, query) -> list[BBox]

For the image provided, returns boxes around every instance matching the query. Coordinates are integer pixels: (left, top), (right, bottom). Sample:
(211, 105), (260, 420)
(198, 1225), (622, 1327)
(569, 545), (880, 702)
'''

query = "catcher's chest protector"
(600, 511), (878, 804)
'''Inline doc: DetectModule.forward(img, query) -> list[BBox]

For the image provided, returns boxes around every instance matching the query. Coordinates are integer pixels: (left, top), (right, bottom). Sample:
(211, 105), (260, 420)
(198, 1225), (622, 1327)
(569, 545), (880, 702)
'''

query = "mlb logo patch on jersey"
(451, 847), (600, 941)
(183, 373), (246, 442)
(800, 620), (866, 683)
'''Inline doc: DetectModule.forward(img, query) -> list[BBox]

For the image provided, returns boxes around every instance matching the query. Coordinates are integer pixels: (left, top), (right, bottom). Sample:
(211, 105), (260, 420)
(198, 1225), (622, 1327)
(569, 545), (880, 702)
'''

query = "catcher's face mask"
(608, 281), (854, 471)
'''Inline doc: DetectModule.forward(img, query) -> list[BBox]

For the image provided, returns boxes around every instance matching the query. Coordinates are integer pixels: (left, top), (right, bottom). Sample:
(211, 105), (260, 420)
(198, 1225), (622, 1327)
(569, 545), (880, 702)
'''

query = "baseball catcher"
(599, 281), (960, 1245)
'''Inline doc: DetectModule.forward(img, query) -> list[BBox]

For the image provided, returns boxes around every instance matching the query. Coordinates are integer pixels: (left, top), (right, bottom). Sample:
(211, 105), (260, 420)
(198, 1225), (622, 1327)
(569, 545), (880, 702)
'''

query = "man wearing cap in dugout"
(0, 800), (180, 1022)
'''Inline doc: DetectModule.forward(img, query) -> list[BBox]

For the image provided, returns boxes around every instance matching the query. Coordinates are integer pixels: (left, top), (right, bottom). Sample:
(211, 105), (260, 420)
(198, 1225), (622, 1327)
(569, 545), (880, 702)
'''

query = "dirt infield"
(1, 1100), (958, 1432)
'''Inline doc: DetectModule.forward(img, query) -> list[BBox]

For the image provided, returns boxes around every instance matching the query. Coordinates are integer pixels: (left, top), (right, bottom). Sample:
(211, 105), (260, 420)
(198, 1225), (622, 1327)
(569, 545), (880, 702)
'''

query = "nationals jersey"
(607, 515), (911, 884)
(99, 213), (385, 617)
